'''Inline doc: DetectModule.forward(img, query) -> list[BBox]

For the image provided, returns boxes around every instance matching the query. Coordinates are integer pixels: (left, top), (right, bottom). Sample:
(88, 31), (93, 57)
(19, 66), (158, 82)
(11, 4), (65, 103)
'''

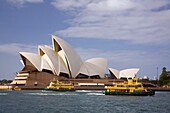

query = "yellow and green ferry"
(104, 78), (155, 96)
(44, 80), (75, 91)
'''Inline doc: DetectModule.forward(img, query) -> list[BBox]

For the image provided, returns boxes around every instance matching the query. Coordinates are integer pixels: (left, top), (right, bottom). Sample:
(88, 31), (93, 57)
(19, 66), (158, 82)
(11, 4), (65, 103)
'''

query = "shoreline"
(1, 85), (170, 92)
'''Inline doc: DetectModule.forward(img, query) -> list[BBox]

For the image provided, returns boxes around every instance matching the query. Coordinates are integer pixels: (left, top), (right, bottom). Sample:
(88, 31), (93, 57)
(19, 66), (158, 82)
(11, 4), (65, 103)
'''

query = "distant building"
(143, 76), (149, 80)
(154, 76), (157, 80)
(167, 71), (170, 77)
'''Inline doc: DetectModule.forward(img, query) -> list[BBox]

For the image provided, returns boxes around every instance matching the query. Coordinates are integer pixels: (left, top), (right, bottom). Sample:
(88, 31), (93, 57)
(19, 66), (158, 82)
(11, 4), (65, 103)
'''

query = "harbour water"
(0, 90), (170, 113)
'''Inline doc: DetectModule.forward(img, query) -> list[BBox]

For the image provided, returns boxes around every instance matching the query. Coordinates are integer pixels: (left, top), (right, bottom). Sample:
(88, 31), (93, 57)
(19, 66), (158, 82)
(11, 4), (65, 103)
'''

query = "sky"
(0, 0), (170, 80)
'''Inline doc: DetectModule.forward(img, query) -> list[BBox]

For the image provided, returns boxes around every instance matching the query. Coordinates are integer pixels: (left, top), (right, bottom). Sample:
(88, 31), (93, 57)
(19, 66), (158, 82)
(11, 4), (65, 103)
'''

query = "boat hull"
(104, 90), (155, 96)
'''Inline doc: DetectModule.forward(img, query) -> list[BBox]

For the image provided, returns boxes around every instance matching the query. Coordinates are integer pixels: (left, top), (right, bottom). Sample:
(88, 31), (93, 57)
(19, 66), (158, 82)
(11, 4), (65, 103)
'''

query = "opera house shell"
(11, 35), (108, 87)
(108, 68), (140, 79)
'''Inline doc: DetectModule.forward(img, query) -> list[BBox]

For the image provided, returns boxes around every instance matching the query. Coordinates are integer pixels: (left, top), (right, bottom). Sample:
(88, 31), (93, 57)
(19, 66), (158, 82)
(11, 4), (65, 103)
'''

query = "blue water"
(0, 90), (170, 113)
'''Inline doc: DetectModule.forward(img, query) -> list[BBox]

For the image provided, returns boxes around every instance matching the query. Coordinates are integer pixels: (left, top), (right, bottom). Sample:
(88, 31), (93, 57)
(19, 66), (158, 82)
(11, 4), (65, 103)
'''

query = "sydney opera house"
(11, 35), (139, 88)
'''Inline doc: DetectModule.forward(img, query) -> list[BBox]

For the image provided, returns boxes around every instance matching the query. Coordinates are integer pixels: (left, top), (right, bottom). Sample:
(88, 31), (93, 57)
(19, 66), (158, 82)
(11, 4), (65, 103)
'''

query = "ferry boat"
(104, 78), (155, 96)
(44, 80), (75, 91)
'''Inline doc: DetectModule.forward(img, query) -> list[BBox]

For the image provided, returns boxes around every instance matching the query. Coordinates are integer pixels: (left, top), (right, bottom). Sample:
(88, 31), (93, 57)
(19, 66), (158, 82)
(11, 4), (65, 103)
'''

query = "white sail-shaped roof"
(78, 58), (107, 78)
(120, 68), (139, 78)
(78, 62), (99, 76)
(19, 52), (41, 71)
(58, 50), (70, 74)
(109, 68), (139, 79)
(108, 68), (120, 79)
(20, 60), (25, 66)
(38, 45), (58, 74)
(86, 58), (107, 78)
(52, 35), (82, 78)
(58, 52), (69, 75)
(41, 54), (52, 71)
(38, 45), (68, 75)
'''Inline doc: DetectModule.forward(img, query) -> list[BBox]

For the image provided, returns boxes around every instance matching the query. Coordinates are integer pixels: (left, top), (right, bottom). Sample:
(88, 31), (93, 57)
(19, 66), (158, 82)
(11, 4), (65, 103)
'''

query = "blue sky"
(0, 0), (170, 80)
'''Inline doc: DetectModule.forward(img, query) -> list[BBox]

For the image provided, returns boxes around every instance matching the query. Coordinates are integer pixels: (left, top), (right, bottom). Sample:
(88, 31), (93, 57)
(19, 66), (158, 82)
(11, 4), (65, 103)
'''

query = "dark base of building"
(11, 71), (123, 89)
(11, 71), (158, 90)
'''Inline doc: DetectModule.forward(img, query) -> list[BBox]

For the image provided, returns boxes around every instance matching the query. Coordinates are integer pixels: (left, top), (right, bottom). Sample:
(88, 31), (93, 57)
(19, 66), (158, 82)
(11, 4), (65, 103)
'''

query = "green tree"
(158, 67), (167, 86)
(2, 79), (8, 83)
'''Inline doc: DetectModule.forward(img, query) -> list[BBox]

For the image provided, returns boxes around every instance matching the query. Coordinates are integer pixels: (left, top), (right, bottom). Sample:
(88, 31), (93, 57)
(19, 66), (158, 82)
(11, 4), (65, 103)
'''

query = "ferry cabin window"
(137, 85), (142, 87)
(117, 85), (124, 87)
(133, 80), (136, 82)
(134, 90), (144, 92)
(52, 84), (57, 86)
(115, 90), (122, 92)
(137, 80), (141, 82)
(128, 85), (135, 87)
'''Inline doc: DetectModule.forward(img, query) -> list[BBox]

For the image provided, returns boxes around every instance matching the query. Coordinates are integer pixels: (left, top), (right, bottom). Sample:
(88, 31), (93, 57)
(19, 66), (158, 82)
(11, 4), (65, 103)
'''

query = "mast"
(157, 67), (158, 80)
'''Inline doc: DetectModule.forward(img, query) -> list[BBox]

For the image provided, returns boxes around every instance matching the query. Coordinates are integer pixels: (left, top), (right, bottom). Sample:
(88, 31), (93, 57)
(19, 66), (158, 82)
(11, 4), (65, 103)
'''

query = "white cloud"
(87, 0), (136, 11)
(51, 0), (135, 11)
(53, 0), (170, 45)
(0, 43), (37, 56)
(6, 0), (44, 7)
(51, 0), (91, 10)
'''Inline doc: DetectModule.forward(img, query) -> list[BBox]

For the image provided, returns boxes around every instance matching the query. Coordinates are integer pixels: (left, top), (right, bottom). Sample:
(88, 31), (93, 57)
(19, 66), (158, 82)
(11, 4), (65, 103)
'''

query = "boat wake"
(28, 93), (56, 96)
(26, 90), (104, 96)
(0, 93), (8, 96)
(86, 93), (104, 96)
(27, 92), (78, 96)
(75, 90), (104, 96)
(75, 90), (103, 93)
(41, 90), (53, 93)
